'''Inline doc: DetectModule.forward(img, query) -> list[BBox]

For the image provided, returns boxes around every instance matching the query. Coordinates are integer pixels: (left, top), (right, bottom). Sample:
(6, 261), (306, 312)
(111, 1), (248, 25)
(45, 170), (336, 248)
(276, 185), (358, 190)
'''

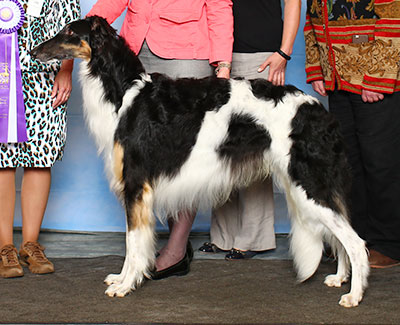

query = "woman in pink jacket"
(88, 0), (233, 279)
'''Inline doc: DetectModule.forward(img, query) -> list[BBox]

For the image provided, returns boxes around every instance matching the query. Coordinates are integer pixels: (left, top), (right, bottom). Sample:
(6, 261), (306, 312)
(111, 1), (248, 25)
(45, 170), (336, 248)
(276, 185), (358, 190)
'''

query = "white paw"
(104, 273), (123, 285)
(105, 283), (134, 297)
(324, 274), (348, 287)
(339, 293), (361, 308)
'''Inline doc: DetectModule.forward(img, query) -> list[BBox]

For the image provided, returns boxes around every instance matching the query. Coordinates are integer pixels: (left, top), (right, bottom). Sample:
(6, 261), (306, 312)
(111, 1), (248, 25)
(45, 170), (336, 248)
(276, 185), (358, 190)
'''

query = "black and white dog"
(33, 16), (369, 307)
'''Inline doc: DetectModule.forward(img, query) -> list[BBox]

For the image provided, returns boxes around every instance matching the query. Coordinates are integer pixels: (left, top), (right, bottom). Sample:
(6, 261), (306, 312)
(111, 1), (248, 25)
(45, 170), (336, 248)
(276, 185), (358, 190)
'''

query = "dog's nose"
(29, 48), (38, 58)
(30, 45), (45, 60)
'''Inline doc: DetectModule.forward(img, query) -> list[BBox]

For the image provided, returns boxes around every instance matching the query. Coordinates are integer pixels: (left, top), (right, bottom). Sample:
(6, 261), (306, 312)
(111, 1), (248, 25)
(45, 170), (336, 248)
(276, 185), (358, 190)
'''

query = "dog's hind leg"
(288, 186), (369, 307)
(105, 181), (156, 297)
(320, 213), (369, 307)
(285, 190), (324, 281)
(323, 236), (350, 287)
(289, 215), (324, 283)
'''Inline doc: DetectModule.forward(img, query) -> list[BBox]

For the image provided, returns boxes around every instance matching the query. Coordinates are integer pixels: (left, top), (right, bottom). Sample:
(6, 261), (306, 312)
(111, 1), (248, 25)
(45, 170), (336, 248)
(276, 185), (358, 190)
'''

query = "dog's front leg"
(104, 228), (132, 286)
(105, 182), (156, 297)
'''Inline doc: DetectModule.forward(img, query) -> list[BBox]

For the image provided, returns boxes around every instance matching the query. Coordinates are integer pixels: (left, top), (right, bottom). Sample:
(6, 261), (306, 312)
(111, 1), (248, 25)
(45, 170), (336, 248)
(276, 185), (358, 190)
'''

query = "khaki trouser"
(211, 52), (276, 251)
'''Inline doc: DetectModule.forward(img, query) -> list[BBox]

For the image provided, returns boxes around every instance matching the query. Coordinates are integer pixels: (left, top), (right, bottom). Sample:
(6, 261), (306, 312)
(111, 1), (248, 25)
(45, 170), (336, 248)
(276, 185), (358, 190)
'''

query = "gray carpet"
(1, 256), (399, 324)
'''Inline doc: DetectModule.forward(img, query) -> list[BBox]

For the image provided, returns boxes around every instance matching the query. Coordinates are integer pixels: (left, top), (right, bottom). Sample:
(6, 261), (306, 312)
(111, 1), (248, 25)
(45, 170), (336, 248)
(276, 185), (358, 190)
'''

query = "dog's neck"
(86, 36), (146, 110)
(78, 36), (148, 162)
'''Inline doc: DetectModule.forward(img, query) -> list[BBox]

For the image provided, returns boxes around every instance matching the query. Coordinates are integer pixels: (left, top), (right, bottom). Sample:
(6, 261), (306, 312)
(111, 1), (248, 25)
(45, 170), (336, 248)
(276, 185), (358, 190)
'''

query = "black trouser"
(328, 90), (400, 260)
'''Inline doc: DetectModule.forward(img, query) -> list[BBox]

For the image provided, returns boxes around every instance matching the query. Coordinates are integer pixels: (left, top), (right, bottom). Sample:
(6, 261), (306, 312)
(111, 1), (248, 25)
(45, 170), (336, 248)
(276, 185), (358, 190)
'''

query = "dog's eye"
(65, 29), (74, 36)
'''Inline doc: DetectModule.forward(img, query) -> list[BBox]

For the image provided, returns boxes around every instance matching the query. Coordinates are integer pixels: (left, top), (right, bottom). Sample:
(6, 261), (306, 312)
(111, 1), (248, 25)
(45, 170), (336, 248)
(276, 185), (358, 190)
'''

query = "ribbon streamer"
(0, 0), (27, 143)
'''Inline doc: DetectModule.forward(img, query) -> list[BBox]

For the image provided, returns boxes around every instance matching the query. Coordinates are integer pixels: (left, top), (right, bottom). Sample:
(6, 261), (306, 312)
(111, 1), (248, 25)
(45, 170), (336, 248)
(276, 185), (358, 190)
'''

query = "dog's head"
(32, 16), (118, 62)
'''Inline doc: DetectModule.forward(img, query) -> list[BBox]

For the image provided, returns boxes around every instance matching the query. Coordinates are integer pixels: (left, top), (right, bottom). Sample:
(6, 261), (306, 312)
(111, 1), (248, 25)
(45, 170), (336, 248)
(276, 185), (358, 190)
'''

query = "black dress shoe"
(198, 242), (226, 253)
(225, 248), (258, 260)
(150, 241), (193, 280)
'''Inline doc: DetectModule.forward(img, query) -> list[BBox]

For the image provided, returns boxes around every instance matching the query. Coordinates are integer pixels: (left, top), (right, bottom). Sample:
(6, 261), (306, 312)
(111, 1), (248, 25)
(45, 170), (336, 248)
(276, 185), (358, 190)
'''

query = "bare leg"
(155, 210), (195, 271)
(21, 168), (51, 244)
(0, 168), (16, 247)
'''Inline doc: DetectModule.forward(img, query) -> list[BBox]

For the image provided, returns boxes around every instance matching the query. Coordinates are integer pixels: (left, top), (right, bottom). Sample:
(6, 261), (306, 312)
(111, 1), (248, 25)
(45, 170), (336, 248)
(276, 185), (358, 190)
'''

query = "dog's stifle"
(32, 16), (369, 307)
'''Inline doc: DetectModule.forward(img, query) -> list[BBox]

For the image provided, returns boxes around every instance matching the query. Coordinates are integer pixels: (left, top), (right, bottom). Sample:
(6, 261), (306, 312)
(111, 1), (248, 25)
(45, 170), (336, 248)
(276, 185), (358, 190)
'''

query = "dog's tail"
(290, 218), (324, 282)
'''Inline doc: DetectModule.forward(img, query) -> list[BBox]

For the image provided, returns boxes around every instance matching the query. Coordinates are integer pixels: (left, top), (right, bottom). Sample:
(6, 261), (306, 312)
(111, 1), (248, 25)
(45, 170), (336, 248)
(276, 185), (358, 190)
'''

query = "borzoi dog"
(32, 16), (369, 307)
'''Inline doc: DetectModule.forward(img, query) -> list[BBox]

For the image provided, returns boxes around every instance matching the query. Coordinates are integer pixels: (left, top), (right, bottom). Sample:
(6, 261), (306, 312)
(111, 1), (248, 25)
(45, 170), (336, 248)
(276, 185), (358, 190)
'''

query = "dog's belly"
(151, 88), (308, 216)
(152, 121), (235, 216)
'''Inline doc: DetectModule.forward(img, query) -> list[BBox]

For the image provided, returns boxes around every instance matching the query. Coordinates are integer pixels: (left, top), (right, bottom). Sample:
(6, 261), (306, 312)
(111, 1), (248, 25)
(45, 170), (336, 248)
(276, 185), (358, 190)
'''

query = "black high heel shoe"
(150, 241), (193, 280)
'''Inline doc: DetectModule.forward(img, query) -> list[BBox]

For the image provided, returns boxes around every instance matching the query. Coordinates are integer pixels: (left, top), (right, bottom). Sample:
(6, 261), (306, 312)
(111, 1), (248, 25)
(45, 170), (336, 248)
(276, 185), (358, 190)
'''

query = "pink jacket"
(88, 0), (233, 64)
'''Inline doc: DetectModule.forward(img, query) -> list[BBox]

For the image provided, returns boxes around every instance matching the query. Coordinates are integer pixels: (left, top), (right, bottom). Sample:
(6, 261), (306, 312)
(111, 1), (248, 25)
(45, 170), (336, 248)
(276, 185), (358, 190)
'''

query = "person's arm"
(205, 0), (233, 78)
(304, 12), (324, 84)
(52, 60), (73, 108)
(258, 0), (301, 85)
(304, 4), (328, 97)
(356, 0), (400, 102)
(87, 0), (130, 24)
(280, 0), (301, 61)
(215, 61), (231, 79)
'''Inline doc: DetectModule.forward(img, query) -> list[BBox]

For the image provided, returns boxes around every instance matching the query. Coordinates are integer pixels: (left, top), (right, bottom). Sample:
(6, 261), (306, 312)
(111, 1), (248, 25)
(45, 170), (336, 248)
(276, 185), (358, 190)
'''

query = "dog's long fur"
(33, 16), (369, 307)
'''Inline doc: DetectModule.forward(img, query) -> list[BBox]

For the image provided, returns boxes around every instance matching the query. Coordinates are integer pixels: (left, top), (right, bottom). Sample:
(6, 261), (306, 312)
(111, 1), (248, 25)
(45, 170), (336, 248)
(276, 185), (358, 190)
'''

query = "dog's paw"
(339, 293), (362, 308)
(104, 273), (123, 285)
(105, 283), (134, 298)
(324, 274), (348, 287)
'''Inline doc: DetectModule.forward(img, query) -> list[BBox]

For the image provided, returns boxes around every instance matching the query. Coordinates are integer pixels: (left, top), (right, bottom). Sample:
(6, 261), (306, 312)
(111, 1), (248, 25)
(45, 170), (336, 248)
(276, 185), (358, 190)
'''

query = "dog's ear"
(68, 19), (91, 42)
(86, 15), (118, 51)
(88, 15), (117, 37)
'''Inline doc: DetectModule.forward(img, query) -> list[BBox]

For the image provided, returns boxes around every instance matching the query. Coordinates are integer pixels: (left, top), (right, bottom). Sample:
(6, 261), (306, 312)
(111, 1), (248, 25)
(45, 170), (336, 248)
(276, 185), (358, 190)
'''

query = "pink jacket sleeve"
(87, 0), (129, 24)
(206, 0), (233, 64)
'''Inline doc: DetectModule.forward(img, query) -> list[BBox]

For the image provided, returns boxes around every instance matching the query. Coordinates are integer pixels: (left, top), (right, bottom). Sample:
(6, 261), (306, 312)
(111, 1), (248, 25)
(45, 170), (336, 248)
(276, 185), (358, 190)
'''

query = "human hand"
(52, 61), (73, 108)
(258, 52), (287, 86)
(215, 61), (231, 79)
(216, 66), (230, 79)
(311, 80), (327, 96)
(361, 89), (384, 103)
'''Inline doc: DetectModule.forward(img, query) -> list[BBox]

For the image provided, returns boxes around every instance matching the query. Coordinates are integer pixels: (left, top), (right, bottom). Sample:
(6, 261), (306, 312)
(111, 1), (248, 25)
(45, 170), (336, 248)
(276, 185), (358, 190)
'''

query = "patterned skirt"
(0, 70), (67, 168)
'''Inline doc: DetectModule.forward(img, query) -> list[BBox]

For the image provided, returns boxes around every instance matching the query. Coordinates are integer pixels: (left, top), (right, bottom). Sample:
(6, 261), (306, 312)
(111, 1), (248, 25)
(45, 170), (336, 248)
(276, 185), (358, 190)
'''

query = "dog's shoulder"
(248, 79), (301, 105)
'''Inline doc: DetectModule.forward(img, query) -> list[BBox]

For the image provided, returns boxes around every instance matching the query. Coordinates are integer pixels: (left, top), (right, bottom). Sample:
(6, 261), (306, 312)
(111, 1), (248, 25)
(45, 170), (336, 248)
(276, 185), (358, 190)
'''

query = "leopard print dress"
(0, 0), (80, 168)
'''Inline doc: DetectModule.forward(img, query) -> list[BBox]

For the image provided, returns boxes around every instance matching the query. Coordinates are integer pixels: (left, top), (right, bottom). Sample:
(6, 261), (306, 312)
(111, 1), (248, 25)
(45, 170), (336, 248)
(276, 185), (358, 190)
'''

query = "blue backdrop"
(14, 1), (326, 233)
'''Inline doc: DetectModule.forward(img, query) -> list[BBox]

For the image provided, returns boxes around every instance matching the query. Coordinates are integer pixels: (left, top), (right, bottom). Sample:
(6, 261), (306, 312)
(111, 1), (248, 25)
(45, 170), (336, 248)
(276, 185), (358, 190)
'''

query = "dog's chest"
(79, 63), (118, 156)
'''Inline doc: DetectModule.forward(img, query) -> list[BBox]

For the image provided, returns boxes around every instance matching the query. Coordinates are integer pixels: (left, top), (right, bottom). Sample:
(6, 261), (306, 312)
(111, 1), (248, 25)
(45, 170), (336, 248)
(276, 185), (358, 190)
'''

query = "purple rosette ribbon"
(0, 0), (27, 143)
